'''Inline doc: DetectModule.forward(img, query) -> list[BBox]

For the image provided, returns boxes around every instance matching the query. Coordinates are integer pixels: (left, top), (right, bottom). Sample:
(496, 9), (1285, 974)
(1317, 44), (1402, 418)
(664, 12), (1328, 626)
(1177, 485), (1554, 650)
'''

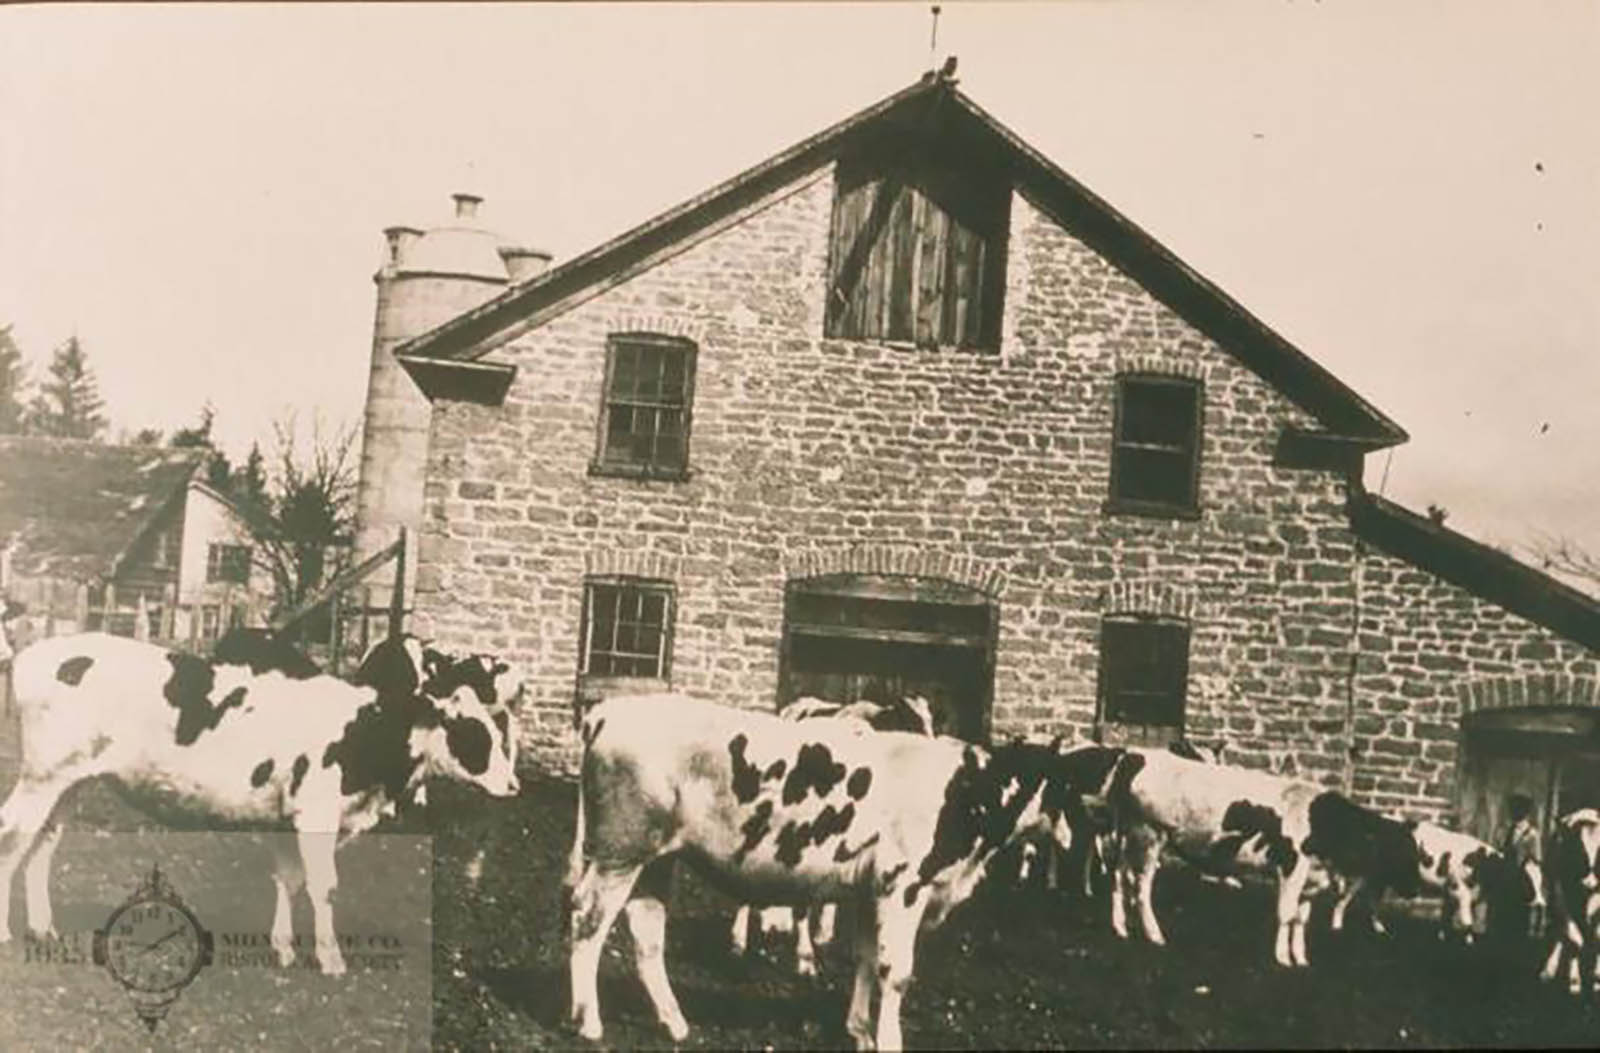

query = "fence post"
(102, 583), (117, 637)
(330, 588), (344, 675)
(74, 582), (89, 633)
(388, 527), (407, 641)
(163, 583), (178, 640)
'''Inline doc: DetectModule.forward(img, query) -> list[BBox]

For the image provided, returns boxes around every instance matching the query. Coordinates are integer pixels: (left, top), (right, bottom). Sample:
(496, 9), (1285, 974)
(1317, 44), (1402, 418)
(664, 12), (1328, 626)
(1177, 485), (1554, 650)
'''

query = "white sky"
(2, 2), (1596, 570)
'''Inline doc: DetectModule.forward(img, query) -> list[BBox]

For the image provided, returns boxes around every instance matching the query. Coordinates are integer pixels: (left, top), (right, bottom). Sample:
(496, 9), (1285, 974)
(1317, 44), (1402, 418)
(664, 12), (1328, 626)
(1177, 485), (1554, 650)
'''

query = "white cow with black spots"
(565, 693), (1095, 1051)
(1541, 808), (1600, 996)
(0, 631), (522, 974)
(729, 694), (938, 977)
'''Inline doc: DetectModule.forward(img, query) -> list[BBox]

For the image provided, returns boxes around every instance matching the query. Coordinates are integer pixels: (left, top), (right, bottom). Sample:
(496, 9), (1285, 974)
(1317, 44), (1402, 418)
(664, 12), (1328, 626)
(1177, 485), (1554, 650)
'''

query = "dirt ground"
(430, 776), (1600, 1051)
(4, 723), (1598, 1051)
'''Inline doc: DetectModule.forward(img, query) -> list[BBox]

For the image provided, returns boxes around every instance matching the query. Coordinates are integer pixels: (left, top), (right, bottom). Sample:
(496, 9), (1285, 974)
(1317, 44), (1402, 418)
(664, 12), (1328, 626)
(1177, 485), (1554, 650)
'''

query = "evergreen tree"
(0, 325), (26, 435)
(233, 442), (269, 511)
(25, 335), (106, 440)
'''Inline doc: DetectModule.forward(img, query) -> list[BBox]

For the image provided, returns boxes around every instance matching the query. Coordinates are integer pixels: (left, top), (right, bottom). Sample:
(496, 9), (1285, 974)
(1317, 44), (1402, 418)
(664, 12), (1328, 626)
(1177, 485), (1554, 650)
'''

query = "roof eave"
(1350, 490), (1600, 651)
(398, 354), (518, 405)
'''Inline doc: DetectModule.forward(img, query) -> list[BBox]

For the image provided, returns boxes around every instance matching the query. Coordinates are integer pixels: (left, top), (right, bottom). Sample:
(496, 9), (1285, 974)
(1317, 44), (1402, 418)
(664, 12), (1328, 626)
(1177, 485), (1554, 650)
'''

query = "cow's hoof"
(318, 955), (347, 977)
(662, 1016), (689, 1042)
(274, 944), (296, 968)
(26, 925), (58, 941)
(577, 1020), (604, 1043)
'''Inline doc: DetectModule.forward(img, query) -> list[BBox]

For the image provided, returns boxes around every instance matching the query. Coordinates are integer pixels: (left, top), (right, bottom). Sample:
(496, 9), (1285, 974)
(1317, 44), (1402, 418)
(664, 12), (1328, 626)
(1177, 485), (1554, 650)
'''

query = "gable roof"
(0, 437), (205, 583)
(397, 73), (1407, 447)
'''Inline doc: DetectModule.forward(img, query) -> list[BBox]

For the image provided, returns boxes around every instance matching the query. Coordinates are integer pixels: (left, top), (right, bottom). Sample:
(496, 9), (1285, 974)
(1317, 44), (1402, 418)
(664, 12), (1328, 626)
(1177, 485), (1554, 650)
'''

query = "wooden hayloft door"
(778, 574), (995, 742)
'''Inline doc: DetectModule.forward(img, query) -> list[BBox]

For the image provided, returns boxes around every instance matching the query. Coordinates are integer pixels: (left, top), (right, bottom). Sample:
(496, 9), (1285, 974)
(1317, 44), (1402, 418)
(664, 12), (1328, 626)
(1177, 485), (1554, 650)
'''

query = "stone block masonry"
(410, 163), (1598, 826)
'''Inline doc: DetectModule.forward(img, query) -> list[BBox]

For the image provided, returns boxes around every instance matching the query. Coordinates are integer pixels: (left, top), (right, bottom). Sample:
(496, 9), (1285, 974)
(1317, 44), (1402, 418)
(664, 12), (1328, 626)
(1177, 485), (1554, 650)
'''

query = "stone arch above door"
(1456, 673), (1600, 715)
(781, 545), (1007, 600)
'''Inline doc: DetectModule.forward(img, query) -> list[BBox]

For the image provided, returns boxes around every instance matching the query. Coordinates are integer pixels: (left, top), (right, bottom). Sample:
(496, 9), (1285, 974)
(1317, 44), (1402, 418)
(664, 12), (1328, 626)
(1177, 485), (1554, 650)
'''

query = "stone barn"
(351, 73), (1599, 846)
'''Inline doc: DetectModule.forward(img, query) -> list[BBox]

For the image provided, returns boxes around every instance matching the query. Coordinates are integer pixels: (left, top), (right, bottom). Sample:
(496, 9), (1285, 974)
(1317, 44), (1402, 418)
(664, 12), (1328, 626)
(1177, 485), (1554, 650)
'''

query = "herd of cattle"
(0, 620), (1598, 1049)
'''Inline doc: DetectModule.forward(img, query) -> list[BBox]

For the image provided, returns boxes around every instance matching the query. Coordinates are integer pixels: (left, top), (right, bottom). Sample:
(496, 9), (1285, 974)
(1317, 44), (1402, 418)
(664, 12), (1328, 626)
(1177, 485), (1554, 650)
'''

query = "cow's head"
(1414, 824), (1497, 941)
(355, 634), (525, 796)
(410, 680), (522, 799)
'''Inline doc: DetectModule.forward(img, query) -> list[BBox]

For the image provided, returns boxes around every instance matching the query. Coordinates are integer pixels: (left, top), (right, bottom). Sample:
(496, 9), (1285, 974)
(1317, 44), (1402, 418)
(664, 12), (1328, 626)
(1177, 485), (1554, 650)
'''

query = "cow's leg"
(1273, 854), (1314, 968)
(846, 893), (878, 1049)
(1109, 853), (1132, 939)
(1291, 891), (1313, 966)
(796, 906), (819, 977)
(268, 839), (307, 968)
(21, 819), (65, 938)
(1538, 930), (1564, 983)
(1119, 827), (1166, 946)
(815, 901), (838, 945)
(873, 891), (932, 1053)
(730, 904), (751, 955)
(621, 860), (688, 1042)
(568, 861), (642, 1042)
(1330, 874), (1363, 933)
(0, 774), (77, 941)
(298, 831), (345, 976)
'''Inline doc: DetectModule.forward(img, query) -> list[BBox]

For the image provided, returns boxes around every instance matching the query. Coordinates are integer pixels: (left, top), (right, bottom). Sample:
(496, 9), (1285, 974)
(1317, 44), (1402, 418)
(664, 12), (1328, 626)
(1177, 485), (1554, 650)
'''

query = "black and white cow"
(1540, 808), (1600, 997)
(566, 693), (1096, 1050)
(1322, 811), (1527, 945)
(0, 631), (523, 974)
(1084, 746), (1347, 967)
(729, 694), (939, 976)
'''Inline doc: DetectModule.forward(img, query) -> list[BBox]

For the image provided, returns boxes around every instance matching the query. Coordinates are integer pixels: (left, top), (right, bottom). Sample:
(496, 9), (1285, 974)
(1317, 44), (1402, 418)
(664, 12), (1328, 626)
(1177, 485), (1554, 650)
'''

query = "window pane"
(614, 623), (638, 655)
(1115, 448), (1194, 507)
(640, 590), (664, 624)
(660, 351), (687, 400)
(611, 345), (638, 398)
(654, 430), (684, 472)
(1121, 381), (1198, 449)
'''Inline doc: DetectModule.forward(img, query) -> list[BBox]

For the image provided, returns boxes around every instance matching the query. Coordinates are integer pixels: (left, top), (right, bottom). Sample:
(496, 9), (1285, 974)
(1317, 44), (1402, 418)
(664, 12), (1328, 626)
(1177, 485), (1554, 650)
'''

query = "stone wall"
(410, 160), (1597, 821)
(1349, 543), (1599, 822)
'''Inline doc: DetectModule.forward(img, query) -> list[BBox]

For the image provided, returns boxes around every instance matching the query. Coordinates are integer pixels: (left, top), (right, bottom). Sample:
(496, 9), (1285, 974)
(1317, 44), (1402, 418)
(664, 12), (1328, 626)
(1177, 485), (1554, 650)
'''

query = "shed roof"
(397, 73), (1407, 447)
(0, 437), (205, 583)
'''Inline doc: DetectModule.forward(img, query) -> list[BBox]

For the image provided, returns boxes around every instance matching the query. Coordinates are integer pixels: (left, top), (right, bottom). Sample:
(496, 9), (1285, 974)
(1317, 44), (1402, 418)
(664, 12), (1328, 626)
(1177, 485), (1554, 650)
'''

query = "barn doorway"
(1458, 706), (1600, 847)
(778, 573), (996, 742)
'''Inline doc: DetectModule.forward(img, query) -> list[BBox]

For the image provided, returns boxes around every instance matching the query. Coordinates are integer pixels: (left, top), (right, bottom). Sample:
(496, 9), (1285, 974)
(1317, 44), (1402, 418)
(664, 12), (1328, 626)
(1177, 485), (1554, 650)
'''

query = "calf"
(566, 693), (1092, 1050)
(1540, 808), (1600, 996)
(1096, 747), (1351, 967)
(729, 695), (937, 975)
(1315, 808), (1528, 948)
(0, 631), (522, 974)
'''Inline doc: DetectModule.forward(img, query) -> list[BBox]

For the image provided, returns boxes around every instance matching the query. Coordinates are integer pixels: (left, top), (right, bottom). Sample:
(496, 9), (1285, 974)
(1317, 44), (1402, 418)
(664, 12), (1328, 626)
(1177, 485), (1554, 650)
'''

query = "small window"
(593, 335), (696, 479)
(581, 577), (674, 679)
(1099, 615), (1190, 732)
(200, 604), (221, 642)
(1108, 375), (1202, 516)
(206, 543), (252, 584)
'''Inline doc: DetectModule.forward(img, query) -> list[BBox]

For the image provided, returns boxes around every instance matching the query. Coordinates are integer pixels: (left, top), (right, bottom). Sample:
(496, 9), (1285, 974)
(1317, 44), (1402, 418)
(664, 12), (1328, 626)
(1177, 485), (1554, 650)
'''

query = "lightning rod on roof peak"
(929, 5), (940, 71)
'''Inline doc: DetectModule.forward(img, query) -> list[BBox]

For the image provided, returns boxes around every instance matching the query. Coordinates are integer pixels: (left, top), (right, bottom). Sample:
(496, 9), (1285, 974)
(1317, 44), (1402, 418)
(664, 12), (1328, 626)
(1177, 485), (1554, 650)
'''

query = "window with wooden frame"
(1098, 614), (1190, 732)
(592, 334), (697, 480)
(825, 149), (1009, 352)
(206, 543), (252, 584)
(1108, 375), (1203, 516)
(580, 577), (675, 680)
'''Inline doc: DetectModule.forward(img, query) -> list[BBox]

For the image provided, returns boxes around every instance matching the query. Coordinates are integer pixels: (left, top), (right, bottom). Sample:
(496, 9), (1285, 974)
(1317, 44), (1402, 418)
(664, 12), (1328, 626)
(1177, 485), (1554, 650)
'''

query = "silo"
(353, 193), (518, 612)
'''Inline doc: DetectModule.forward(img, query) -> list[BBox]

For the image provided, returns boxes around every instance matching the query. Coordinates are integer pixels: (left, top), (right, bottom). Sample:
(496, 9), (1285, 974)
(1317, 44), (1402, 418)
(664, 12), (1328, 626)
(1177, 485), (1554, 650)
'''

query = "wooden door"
(784, 634), (986, 741)
(1458, 744), (1553, 847)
